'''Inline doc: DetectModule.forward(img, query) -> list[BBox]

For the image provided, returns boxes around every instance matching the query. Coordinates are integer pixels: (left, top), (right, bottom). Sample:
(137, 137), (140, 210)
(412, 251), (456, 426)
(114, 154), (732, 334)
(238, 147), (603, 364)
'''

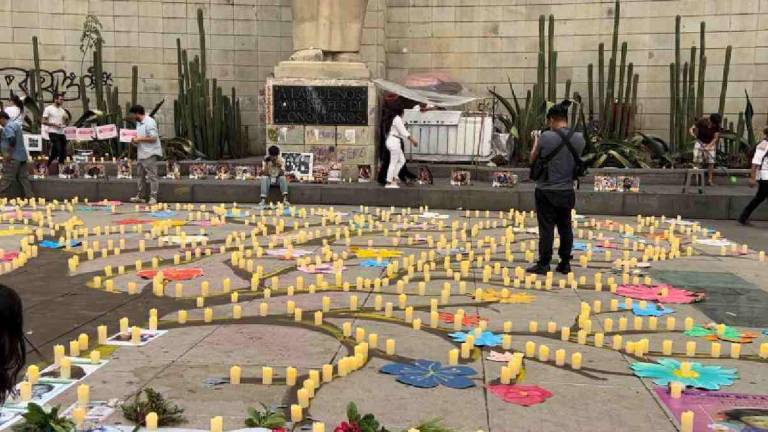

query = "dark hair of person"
(0, 111), (9, 120)
(709, 113), (722, 127)
(128, 105), (146, 115)
(0, 284), (25, 404)
(10, 95), (23, 110)
(268, 145), (280, 157)
(547, 100), (572, 121)
(763, 127), (768, 138)
(723, 408), (768, 424)
(53, 93), (64, 100)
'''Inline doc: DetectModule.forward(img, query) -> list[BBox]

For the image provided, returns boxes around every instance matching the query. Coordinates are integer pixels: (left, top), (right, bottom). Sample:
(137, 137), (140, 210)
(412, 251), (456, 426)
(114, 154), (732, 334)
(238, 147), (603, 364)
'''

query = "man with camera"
(527, 101), (586, 276)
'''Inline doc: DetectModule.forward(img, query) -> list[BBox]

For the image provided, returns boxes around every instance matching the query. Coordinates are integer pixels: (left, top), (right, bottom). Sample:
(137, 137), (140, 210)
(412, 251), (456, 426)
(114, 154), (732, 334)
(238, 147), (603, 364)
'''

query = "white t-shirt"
(136, 116), (163, 160)
(3, 106), (23, 126)
(42, 105), (67, 134)
(388, 115), (410, 140)
(752, 140), (768, 181)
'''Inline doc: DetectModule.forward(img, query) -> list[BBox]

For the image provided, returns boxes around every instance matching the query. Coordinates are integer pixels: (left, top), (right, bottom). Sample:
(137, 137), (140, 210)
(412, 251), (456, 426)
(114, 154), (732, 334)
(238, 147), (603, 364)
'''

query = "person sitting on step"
(259, 145), (289, 207)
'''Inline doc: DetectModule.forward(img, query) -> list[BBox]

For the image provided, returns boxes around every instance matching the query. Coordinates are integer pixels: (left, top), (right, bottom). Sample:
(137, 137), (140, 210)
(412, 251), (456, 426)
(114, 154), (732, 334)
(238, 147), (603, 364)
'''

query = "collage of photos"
(594, 175), (641, 192)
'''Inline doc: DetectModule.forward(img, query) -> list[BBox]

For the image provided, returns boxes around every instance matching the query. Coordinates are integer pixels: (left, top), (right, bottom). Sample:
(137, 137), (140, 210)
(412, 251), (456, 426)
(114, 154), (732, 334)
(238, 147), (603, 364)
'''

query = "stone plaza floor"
(1, 199), (767, 432)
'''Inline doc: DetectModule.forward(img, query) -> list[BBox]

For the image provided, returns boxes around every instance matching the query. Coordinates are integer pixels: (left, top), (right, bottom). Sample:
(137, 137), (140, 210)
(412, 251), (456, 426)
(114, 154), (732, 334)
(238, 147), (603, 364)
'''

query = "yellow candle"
(262, 366), (273, 385)
(230, 366), (242, 384)
(528, 321), (538, 333)
(612, 335), (623, 350)
(386, 339), (396, 355)
(670, 381), (683, 399)
(684, 317), (694, 331)
(662, 340), (673, 355)
(77, 384), (90, 407)
(555, 349), (566, 366)
(286, 367), (297, 386)
(368, 334), (378, 349)
(53, 344), (65, 366)
(571, 352), (582, 370)
(291, 404), (302, 423)
(313, 423), (326, 432)
(525, 341), (536, 357)
(149, 316), (158, 331)
(448, 349), (459, 365)
(666, 317), (676, 331)
(60, 357), (71, 379)
(72, 407), (86, 427)
(680, 410), (694, 432)
(538, 345), (550, 362)
(210, 416), (223, 432)
(204, 308), (213, 323)
(19, 381), (31, 401)
(760, 343), (768, 359)
(97, 325), (108, 344)
(500, 366), (512, 384)
(26, 365), (39, 384)
(730, 343), (741, 359)
(711, 342), (721, 358)
(69, 340), (80, 357)
(594, 333), (604, 348)
(297, 388), (310, 408)
(131, 326), (142, 345)
(686, 341), (696, 357)
(294, 308), (303, 322)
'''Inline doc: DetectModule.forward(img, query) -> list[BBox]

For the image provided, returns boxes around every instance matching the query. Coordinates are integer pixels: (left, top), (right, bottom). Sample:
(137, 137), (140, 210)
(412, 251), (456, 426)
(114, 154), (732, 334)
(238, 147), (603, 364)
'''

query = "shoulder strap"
(539, 137), (567, 162)
(552, 128), (581, 161)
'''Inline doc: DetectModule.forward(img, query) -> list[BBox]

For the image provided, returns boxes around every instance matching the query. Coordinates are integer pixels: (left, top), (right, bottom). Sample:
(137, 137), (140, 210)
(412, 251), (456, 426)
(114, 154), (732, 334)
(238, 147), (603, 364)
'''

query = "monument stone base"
(274, 61), (371, 80)
(265, 71), (378, 182)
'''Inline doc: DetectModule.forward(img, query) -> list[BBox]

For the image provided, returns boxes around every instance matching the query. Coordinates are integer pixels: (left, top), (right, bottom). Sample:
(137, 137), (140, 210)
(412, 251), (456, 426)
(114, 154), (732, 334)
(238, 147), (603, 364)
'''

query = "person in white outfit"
(384, 107), (418, 188)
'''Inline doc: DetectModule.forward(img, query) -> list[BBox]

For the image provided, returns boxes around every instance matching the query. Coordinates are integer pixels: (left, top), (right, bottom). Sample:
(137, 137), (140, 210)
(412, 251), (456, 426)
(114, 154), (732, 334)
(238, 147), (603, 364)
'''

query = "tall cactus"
(174, 8), (247, 159)
(718, 45), (732, 117)
(696, 22), (706, 117)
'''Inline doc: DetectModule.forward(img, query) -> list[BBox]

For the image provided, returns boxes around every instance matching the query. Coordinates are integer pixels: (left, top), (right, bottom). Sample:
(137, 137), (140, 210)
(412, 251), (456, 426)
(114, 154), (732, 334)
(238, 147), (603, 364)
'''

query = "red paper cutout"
(137, 268), (204, 281)
(488, 384), (553, 406)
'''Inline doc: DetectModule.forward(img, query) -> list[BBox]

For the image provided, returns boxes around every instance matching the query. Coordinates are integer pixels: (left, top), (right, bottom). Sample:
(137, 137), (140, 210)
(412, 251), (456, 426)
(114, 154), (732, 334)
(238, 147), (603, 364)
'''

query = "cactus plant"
(174, 8), (247, 159)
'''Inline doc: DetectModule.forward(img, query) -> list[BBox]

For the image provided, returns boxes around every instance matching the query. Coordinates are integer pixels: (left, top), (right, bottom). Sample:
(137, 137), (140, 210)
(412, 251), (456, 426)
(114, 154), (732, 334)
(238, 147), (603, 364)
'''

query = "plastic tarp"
(373, 79), (478, 108)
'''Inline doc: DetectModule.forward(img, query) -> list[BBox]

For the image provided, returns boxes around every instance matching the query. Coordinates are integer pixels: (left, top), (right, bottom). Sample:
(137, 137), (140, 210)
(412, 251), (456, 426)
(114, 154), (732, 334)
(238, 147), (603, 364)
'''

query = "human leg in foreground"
(0, 284), (25, 404)
(739, 130), (768, 225)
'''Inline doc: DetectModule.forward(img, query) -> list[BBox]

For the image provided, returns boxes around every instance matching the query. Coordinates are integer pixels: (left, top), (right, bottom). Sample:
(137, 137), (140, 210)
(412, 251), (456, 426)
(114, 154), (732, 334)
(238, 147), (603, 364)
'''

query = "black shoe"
(737, 217), (750, 226)
(556, 262), (571, 275)
(526, 263), (550, 275)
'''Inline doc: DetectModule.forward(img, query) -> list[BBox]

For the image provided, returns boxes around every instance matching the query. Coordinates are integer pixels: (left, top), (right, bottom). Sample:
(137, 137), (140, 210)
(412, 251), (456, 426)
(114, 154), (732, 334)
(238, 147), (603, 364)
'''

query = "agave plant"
(121, 388), (186, 427)
(582, 135), (653, 168)
(12, 403), (75, 432)
(243, 403), (286, 429)
(489, 78), (547, 164)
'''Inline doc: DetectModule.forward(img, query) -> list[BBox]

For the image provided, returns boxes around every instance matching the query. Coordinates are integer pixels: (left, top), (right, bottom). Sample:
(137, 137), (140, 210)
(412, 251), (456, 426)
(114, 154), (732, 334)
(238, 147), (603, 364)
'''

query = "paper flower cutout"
(630, 359), (737, 390)
(159, 235), (208, 245)
(624, 303), (675, 317)
(0, 251), (19, 262)
(137, 268), (204, 281)
(486, 351), (516, 363)
(488, 384), (553, 406)
(350, 247), (402, 259)
(684, 324), (758, 344)
(150, 210), (177, 218)
(695, 238), (732, 247)
(115, 218), (151, 225)
(417, 212), (450, 219)
(89, 200), (121, 207)
(472, 288), (535, 304)
(151, 219), (186, 229)
(359, 259), (389, 268)
(438, 312), (485, 327)
(266, 248), (312, 259)
(39, 239), (82, 249)
(449, 331), (503, 347)
(3, 211), (33, 218)
(187, 219), (224, 227)
(380, 359), (476, 389)
(616, 284), (704, 304)
(298, 264), (344, 274)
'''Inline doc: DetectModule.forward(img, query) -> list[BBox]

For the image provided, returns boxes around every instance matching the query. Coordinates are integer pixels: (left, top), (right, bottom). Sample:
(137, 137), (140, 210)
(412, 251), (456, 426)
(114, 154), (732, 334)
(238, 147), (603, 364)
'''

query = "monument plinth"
(265, 0), (377, 181)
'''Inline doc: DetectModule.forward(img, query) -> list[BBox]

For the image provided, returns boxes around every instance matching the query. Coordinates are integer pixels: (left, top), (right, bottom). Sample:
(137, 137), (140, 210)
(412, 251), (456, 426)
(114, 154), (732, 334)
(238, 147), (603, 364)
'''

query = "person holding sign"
(42, 93), (69, 166)
(259, 145), (289, 207)
(128, 105), (162, 205)
(0, 112), (33, 198)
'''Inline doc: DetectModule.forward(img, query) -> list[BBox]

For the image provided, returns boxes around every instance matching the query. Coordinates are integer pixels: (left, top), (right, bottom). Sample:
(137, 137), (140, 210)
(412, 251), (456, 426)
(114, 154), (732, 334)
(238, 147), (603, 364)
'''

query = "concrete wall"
(1, 0), (766, 154)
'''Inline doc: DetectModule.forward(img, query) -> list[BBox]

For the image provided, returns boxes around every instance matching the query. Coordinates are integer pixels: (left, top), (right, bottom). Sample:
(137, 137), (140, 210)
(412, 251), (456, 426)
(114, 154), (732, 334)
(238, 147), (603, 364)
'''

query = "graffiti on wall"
(0, 66), (113, 102)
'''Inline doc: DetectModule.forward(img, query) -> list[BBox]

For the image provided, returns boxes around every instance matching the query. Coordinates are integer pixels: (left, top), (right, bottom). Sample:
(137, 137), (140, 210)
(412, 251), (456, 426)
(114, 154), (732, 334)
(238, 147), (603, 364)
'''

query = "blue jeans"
(260, 176), (288, 198)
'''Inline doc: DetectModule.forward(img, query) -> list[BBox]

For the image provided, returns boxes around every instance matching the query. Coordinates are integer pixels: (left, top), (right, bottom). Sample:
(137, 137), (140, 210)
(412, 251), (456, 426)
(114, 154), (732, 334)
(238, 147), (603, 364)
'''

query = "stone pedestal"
(265, 64), (377, 181)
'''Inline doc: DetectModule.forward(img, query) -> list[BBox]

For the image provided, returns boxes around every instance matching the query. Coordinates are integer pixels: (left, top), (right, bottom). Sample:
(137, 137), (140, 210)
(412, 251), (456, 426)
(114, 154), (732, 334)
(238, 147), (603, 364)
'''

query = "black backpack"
(530, 129), (586, 181)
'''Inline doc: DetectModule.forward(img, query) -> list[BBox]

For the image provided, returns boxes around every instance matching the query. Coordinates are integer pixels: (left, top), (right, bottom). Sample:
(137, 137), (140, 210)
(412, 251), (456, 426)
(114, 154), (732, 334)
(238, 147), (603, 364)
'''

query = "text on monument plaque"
(273, 85), (368, 126)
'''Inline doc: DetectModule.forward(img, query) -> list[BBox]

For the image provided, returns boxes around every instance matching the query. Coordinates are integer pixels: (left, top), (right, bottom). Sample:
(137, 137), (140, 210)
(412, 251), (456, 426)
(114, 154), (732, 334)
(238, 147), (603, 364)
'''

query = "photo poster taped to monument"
(283, 152), (313, 182)
(311, 145), (342, 183)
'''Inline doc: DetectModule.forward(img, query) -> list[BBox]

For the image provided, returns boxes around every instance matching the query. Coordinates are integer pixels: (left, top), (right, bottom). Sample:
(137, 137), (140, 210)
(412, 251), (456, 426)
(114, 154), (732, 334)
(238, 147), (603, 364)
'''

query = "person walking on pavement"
(128, 105), (162, 205)
(0, 111), (33, 199)
(526, 100), (586, 276)
(739, 127), (768, 225)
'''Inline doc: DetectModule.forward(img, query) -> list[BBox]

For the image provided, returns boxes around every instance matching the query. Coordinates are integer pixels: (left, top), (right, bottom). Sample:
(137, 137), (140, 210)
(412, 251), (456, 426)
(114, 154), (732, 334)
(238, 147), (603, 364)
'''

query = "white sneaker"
(148, 197), (158, 205)
(129, 196), (145, 203)
(257, 200), (267, 208)
(385, 183), (400, 189)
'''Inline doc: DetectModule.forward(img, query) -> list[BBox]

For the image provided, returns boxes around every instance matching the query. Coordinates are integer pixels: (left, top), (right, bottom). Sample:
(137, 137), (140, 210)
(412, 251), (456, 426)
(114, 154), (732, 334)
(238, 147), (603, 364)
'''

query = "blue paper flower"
(39, 240), (81, 249)
(631, 359), (738, 390)
(449, 331), (503, 347)
(763, 329), (768, 336)
(360, 259), (389, 268)
(150, 210), (176, 218)
(621, 303), (675, 317)
(380, 359), (477, 389)
(573, 241), (604, 252)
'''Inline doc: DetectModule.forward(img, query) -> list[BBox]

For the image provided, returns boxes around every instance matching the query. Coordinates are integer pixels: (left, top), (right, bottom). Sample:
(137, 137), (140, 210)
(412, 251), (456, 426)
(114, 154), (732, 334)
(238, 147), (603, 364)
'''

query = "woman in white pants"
(385, 109), (418, 188)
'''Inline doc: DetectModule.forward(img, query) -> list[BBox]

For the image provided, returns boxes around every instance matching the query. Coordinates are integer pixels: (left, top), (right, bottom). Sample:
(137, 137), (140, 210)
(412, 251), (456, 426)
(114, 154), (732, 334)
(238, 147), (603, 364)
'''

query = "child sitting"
(259, 145), (289, 207)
